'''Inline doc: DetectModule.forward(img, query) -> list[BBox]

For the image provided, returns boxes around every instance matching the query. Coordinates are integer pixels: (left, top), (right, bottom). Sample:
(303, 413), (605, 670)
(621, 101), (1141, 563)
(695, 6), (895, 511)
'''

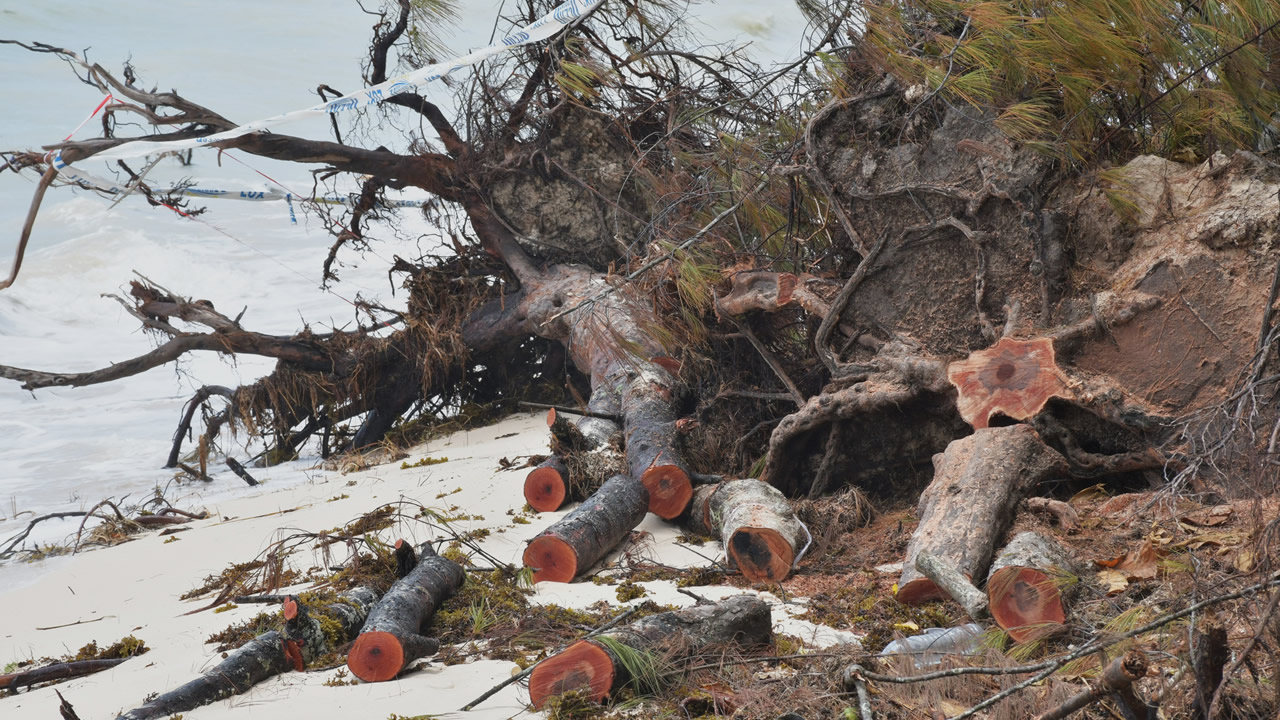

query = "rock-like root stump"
(897, 425), (1067, 605)
(117, 588), (377, 720)
(687, 479), (808, 582)
(347, 543), (464, 682)
(528, 594), (772, 707)
(986, 531), (1076, 642)
(523, 474), (649, 583)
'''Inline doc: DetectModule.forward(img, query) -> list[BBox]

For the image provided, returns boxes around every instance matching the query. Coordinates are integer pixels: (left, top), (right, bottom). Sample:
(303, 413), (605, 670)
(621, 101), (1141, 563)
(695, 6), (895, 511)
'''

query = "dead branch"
(1031, 650), (1149, 720)
(166, 385), (234, 468)
(0, 658), (129, 692)
(1, 165), (57, 291)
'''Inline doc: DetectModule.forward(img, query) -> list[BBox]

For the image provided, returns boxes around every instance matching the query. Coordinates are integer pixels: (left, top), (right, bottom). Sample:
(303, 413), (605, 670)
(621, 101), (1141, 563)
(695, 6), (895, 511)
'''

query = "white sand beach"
(0, 413), (858, 720)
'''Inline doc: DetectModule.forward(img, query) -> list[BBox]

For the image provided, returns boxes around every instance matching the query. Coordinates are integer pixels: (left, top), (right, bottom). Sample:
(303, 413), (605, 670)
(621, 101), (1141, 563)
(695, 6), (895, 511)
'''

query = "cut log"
(528, 594), (772, 708)
(117, 588), (376, 720)
(525, 455), (570, 512)
(1032, 650), (1149, 720)
(687, 479), (809, 582)
(624, 368), (693, 519)
(347, 543), (463, 682)
(522, 474), (649, 583)
(897, 425), (1066, 605)
(986, 531), (1076, 642)
(533, 395), (626, 512)
(947, 337), (1069, 429)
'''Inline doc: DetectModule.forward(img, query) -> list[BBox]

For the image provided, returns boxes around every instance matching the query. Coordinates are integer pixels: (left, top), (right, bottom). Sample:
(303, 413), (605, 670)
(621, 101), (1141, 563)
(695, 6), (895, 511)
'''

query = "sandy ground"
(0, 412), (857, 719)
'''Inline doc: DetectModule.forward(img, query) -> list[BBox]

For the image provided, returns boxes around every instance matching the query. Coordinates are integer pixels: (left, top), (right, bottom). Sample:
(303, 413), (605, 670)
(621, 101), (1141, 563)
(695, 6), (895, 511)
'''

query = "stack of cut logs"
(522, 407), (810, 585)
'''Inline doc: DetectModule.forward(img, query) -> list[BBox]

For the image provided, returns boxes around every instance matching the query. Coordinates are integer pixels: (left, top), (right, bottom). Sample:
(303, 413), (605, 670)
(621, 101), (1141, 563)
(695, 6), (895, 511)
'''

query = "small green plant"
(594, 635), (668, 696)
(468, 598), (496, 635)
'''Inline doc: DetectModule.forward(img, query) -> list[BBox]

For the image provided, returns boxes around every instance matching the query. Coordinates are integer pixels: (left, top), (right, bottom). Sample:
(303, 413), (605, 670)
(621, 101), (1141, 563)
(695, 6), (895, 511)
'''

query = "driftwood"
(987, 531), (1076, 642)
(0, 658), (129, 692)
(897, 425), (1067, 605)
(528, 594), (772, 707)
(1031, 650), (1150, 720)
(347, 543), (463, 681)
(686, 478), (808, 582)
(117, 588), (375, 720)
(523, 474), (649, 583)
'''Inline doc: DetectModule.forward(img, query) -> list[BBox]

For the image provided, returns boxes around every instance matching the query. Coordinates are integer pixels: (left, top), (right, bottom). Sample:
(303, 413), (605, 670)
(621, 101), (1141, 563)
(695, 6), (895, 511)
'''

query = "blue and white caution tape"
(61, 0), (603, 166)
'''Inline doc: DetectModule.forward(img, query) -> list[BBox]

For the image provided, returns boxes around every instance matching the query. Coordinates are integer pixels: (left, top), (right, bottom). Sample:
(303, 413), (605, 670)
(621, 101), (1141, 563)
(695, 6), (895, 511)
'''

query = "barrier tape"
(55, 0), (603, 167)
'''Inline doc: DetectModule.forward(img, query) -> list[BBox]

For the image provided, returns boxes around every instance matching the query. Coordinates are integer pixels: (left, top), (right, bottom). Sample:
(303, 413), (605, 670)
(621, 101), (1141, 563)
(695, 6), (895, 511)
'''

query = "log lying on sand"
(117, 588), (376, 720)
(347, 543), (464, 682)
(527, 402), (627, 513)
(986, 531), (1076, 642)
(624, 370), (693, 519)
(523, 474), (649, 583)
(528, 594), (772, 707)
(897, 425), (1066, 605)
(687, 479), (808, 582)
(525, 455), (571, 512)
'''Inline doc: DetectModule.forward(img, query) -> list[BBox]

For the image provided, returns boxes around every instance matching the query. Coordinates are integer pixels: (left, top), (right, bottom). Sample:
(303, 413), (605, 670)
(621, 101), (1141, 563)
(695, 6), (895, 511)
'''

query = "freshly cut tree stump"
(986, 531), (1076, 642)
(347, 543), (464, 682)
(687, 479), (809, 582)
(116, 588), (376, 720)
(528, 594), (771, 708)
(524, 455), (570, 512)
(896, 425), (1066, 605)
(948, 337), (1069, 429)
(522, 474), (648, 583)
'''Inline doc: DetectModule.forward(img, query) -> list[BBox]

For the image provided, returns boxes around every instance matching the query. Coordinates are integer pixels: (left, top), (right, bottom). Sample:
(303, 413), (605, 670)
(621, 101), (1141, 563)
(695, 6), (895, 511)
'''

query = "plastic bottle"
(880, 623), (984, 668)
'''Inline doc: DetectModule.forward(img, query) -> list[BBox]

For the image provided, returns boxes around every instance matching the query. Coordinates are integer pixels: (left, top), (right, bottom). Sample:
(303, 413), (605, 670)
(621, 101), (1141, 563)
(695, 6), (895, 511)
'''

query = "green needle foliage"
(861, 0), (1280, 163)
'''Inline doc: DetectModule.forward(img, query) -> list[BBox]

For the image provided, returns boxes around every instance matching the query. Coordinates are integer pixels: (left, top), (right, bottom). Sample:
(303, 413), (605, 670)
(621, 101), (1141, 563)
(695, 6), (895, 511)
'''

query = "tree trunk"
(527, 594), (772, 708)
(347, 544), (464, 682)
(464, 265), (692, 519)
(897, 425), (1066, 605)
(986, 531), (1076, 642)
(688, 479), (809, 582)
(116, 589), (376, 720)
(522, 474), (649, 583)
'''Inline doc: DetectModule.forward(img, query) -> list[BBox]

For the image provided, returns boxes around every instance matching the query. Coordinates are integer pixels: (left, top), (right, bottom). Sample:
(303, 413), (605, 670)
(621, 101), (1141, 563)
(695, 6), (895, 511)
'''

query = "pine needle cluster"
(861, 0), (1280, 163)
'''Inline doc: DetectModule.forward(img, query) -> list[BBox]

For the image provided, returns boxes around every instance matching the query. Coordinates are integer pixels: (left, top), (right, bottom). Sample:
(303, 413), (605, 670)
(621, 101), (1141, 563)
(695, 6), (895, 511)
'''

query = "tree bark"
(987, 531), (1076, 642)
(897, 425), (1066, 605)
(282, 587), (379, 669)
(522, 474), (649, 583)
(688, 479), (808, 582)
(347, 543), (463, 682)
(1191, 618), (1228, 720)
(527, 594), (772, 708)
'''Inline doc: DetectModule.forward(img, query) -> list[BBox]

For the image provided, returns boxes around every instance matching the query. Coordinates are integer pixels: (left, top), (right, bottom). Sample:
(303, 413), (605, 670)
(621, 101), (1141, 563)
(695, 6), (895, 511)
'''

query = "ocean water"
(0, 1), (812, 566)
